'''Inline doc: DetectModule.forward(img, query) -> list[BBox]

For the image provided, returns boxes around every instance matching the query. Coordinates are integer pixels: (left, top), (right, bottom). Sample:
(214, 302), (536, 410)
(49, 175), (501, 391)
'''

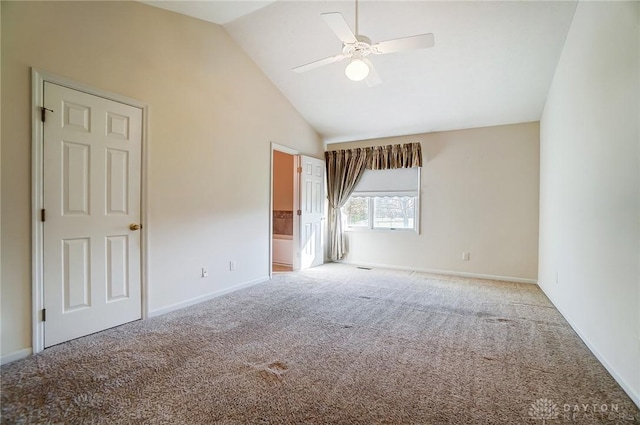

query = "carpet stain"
(267, 361), (288, 372)
(257, 361), (288, 384)
(258, 369), (283, 384)
(527, 319), (568, 327)
(485, 317), (513, 324)
(510, 302), (556, 309)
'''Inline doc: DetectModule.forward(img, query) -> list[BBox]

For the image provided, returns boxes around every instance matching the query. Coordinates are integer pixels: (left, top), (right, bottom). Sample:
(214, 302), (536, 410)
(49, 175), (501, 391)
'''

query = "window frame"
(342, 168), (421, 234)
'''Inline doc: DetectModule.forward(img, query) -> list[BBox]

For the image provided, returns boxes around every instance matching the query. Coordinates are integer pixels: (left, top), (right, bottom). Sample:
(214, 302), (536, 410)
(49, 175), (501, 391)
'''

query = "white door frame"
(269, 143), (300, 278)
(31, 68), (150, 354)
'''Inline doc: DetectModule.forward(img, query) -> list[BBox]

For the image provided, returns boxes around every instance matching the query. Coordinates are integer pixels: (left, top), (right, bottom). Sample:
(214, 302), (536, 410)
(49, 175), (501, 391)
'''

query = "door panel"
(106, 149), (129, 215)
(298, 155), (325, 269)
(62, 141), (91, 215)
(43, 82), (142, 347)
(62, 238), (91, 312)
(106, 235), (129, 301)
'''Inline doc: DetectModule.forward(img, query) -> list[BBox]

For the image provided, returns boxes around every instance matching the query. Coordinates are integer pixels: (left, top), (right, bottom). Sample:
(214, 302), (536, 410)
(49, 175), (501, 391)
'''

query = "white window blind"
(352, 168), (419, 197)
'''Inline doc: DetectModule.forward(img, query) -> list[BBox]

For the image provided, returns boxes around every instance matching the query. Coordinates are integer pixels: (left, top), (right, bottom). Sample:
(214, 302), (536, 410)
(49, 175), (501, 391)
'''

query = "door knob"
(129, 223), (141, 231)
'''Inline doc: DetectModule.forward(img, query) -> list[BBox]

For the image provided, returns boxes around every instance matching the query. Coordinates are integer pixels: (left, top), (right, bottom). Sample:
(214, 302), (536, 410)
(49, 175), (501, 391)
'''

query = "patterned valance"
(325, 142), (422, 170)
(370, 143), (422, 170)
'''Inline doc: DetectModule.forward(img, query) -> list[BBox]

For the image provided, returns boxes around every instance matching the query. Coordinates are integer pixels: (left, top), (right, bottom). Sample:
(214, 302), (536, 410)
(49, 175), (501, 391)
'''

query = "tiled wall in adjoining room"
(273, 210), (293, 235)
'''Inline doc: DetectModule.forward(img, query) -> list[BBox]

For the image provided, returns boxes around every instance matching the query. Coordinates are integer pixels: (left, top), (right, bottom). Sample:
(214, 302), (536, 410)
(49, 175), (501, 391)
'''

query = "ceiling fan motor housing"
(343, 35), (374, 57)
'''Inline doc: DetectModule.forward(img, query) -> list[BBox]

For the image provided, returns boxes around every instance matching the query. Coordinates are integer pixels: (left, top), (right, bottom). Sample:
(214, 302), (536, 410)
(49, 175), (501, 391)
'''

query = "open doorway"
(271, 144), (298, 274)
(270, 144), (326, 277)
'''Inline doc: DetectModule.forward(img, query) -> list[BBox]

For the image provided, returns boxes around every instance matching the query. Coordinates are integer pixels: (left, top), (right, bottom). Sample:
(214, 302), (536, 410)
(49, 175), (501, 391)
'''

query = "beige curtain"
(325, 148), (370, 261)
(325, 142), (422, 261)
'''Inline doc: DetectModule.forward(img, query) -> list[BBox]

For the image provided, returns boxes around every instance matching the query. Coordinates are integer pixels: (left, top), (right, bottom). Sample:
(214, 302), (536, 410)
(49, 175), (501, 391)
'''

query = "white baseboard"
(537, 284), (640, 409)
(1, 348), (32, 365)
(338, 260), (538, 284)
(149, 276), (270, 318)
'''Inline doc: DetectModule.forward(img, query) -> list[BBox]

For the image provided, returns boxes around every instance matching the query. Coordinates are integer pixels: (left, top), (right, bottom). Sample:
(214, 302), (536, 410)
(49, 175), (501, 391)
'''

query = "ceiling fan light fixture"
(345, 57), (370, 81)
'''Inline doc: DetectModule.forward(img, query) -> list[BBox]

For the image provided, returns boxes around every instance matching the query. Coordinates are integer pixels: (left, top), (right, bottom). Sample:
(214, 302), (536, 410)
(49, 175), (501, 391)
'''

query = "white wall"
(539, 1), (639, 405)
(0, 1), (322, 358)
(330, 122), (540, 282)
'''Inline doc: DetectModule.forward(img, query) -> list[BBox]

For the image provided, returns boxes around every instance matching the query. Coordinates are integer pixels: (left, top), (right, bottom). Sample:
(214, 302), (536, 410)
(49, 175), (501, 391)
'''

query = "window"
(344, 196), (369, 227)
(342, 168), (420, 232)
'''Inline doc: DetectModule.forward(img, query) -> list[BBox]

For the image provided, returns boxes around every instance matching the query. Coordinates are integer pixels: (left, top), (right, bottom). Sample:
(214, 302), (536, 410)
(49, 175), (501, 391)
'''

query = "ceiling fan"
(292, 1), (435, 86)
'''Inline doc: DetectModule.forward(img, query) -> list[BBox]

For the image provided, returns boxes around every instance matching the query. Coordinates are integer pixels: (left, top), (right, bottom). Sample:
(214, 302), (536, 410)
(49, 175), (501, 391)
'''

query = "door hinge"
(40, 209), (46, 222)
(297, 210), (302, 216)
(297, 167), (303, 174)
(40, 107), (53, 123)
(42, 308), (46, 322)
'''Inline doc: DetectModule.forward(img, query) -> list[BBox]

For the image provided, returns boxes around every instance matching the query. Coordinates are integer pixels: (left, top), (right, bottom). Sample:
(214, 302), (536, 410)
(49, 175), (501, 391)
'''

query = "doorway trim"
(31, 68), (150, 354)
(269, 142), (299, 279)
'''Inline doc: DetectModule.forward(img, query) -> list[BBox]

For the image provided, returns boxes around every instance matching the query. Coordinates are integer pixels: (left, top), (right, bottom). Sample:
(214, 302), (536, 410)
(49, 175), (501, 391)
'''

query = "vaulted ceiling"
(142, 1), (578, 143)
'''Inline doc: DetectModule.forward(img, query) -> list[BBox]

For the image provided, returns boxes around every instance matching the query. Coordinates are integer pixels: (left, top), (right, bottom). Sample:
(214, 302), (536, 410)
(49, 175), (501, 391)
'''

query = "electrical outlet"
(555, 272), (559, 285)
(229, 261), (236, 271)
(462, 252), (470, 261)
(201, 267), (208, 278)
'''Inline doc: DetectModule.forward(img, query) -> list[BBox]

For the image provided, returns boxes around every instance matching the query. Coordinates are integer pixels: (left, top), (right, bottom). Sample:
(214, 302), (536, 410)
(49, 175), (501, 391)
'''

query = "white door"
(298, 155), (325, 269)
(43, 82), (142, 347)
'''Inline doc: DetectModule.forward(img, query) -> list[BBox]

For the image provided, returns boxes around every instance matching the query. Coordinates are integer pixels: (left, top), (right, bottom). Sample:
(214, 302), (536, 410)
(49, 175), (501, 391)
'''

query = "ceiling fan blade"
(321, 12), (357, 44)
(373, 33), (435, 54)
(363, 58), (382, 87)
(292, 53), (348, 73)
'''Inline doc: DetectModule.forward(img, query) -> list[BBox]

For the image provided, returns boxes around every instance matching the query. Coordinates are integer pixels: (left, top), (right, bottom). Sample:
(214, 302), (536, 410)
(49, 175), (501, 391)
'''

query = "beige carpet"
(2, 264), (638, 424)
